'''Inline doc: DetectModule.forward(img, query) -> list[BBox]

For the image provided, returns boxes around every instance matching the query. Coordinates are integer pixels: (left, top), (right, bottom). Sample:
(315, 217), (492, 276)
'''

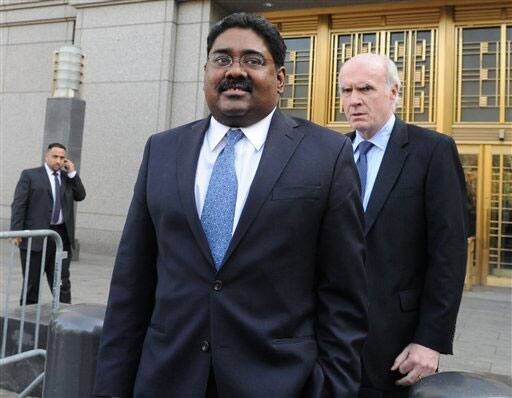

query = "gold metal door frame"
(280, 34), (316, 120)
(327, 28), (438, 129)
(458, 144), (485, 286)
(458, 143), (512, 288)
(483, 144), (512, 287)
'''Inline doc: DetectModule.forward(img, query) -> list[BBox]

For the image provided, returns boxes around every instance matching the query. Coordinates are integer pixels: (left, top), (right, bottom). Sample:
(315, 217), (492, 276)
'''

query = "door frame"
(458, 142), (512, 288)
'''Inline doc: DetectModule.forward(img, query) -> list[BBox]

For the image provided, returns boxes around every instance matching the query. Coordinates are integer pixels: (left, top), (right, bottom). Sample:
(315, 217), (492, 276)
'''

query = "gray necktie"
(51, 171), (62, 224)
(201, 128), (244, 269)
(356, 141), (374, 201)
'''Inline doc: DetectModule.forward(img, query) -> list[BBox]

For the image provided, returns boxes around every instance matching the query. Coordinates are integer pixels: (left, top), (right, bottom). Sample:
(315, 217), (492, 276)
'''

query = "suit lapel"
(221, 110), (304, 267)
(60, 172), (67, 201)
(176, 118), (215, 267)
(364, 118), (409, 235)
(40, 166), (53, 202)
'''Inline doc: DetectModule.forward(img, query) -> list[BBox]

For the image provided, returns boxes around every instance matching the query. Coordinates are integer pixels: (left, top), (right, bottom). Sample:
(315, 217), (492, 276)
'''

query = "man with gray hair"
(339, 53), (467, 397)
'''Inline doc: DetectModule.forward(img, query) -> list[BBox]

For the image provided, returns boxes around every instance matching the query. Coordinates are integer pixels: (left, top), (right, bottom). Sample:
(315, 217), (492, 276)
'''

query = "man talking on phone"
(11, 142), (86, 304)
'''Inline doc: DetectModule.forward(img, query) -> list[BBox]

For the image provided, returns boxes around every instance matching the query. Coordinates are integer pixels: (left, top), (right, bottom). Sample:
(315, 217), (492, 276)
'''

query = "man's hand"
(63, 159), (76, 173)
(391, 343), (439, 386)
(10, 237), (22, 246)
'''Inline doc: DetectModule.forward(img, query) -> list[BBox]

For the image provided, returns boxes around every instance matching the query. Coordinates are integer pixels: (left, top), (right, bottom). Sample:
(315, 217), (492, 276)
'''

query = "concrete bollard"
(43, 303), (106, 397)
(410, 371), (512, 397)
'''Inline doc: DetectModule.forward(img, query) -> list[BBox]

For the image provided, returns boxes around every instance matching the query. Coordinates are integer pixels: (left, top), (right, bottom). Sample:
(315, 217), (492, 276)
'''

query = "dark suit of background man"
(95, 12), (368, 398)
(339, 53), (468, 398)
(11, 142), (86, 304)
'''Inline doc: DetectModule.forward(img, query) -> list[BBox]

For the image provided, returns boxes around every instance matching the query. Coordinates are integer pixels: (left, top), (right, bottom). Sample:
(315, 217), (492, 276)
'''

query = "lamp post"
(52, 45), (84, 99)
(43, 45), (86, 259)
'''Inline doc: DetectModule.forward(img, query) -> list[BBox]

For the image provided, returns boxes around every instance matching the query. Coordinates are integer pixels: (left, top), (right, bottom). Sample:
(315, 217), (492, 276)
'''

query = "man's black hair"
(47, 142), (67, 151)
(207, 12), (287, 67)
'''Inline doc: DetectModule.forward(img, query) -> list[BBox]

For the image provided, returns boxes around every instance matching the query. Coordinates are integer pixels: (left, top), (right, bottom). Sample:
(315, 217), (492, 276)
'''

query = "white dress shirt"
(352, 114), (395, 210)
(195, 108), (276, 234)
(45, 163), (76, 225)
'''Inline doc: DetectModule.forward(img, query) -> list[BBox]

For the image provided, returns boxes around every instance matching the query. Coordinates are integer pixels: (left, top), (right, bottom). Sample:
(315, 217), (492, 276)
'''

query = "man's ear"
(390, 83), (399, 101)
(276, 66), (286, 94)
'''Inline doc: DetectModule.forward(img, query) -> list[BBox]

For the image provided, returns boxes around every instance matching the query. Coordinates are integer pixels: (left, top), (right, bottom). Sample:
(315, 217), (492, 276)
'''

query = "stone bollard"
(43, 303), (106, 397)
(410, 371), (512, 397)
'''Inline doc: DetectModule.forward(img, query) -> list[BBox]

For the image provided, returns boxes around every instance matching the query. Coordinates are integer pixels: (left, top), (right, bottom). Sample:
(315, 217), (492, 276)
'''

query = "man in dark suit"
(11, 142), (86, 304)
(339, 53), (467, 397)
(95, 13), (368, 397)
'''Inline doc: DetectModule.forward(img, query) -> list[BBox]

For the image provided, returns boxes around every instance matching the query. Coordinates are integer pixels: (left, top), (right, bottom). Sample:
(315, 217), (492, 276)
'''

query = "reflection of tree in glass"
(500, 156), (512, 269)
(464, 169), (477, 237)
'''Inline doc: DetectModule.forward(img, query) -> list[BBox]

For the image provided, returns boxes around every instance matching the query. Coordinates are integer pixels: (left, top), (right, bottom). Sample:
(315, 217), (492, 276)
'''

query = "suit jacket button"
(213, 280), (223, 291)
(200, 340), (210, 352)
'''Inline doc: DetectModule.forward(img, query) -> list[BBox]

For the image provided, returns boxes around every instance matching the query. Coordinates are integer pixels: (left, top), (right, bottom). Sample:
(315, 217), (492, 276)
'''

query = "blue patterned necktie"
(51, 171), (62, 224)
(356, 140), (374, 201)
(201, 128), (244, 269)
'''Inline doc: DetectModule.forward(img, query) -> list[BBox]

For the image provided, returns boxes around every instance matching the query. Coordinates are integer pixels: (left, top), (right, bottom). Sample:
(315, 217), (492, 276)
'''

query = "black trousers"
(359, 363), (410, 398)
(19, 224), (71, 305)
(359, 387), (409, 398)
(204, 366), (408, 398)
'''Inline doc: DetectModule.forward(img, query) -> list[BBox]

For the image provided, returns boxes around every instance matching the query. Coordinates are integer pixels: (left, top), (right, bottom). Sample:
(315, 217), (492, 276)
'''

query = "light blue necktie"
(201, 128), (244, 269)
(357, 140), (374, 202)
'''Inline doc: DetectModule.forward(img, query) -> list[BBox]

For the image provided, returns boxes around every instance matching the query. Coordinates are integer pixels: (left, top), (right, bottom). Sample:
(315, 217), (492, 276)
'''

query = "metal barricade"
(0, 229), (66, 397)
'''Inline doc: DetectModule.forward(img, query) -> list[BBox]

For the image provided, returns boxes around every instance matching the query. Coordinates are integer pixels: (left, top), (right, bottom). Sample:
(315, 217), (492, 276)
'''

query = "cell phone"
(62, 159), (69, 171)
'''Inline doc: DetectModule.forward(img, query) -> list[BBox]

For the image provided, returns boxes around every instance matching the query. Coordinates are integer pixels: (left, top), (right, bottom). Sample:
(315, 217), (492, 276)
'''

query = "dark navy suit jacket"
(94, 110), (369, 397)
(11, 166), (86, 250)
(350, 118), (467, 391)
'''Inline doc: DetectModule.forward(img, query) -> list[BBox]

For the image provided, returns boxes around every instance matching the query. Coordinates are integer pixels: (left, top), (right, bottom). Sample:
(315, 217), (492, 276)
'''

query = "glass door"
(458, 144), (483, 287)
(484, 145), (512, 286)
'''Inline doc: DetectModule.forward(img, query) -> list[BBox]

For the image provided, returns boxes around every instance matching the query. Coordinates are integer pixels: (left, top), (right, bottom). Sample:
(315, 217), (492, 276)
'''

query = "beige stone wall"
(0, 0), (218, 254)
(0, 2), (76, 239)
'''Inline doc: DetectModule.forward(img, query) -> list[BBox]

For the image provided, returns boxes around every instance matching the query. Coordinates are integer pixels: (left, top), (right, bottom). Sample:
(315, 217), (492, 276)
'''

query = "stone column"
(42, 46), (86, 259)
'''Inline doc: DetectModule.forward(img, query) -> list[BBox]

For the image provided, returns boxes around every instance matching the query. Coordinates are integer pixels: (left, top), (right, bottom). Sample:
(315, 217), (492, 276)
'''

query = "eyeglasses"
(207, 53), (273, 70)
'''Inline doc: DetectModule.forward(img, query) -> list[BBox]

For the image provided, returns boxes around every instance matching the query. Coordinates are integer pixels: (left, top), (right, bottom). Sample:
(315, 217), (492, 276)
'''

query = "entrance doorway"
(459, 143), (512, 287)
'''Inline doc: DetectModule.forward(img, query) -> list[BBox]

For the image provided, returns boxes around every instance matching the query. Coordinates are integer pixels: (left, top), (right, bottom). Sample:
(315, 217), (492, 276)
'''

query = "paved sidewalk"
(439, 286), (511, 376)
(1, 241), (511, 396)
(0, 241), (114, 308)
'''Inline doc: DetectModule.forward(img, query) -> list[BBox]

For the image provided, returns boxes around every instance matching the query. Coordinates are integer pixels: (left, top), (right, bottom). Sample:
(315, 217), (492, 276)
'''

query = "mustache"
(218, 78), (253, 93)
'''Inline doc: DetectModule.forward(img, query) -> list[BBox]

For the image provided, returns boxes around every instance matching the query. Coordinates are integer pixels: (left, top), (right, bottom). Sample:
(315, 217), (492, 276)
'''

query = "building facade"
(0, 0), (510, 287)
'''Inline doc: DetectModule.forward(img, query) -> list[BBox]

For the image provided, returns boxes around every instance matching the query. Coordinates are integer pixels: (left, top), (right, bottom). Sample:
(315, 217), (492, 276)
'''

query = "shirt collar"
(353, 113), (395, 152)
(207, 107), (276, 152)
(44, 162), (59, 177)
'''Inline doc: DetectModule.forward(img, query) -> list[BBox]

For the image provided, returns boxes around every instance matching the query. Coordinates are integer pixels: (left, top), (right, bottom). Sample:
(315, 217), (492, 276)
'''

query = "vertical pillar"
(436, 6), (455, 135)
(42, 98), (86, 170)
(42, 45), (86, 259)
(310, 15), (331, 127)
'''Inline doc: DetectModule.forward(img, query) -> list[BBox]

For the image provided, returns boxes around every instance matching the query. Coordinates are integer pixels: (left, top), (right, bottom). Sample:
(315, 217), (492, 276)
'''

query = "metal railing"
(0, 229), (66, 397)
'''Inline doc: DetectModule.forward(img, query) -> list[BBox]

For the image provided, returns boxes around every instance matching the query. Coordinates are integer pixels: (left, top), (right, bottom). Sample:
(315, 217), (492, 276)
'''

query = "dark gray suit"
(351, 118), (467, 394)
(95, 110), (369, 397)
(11, 166), (86, 303)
